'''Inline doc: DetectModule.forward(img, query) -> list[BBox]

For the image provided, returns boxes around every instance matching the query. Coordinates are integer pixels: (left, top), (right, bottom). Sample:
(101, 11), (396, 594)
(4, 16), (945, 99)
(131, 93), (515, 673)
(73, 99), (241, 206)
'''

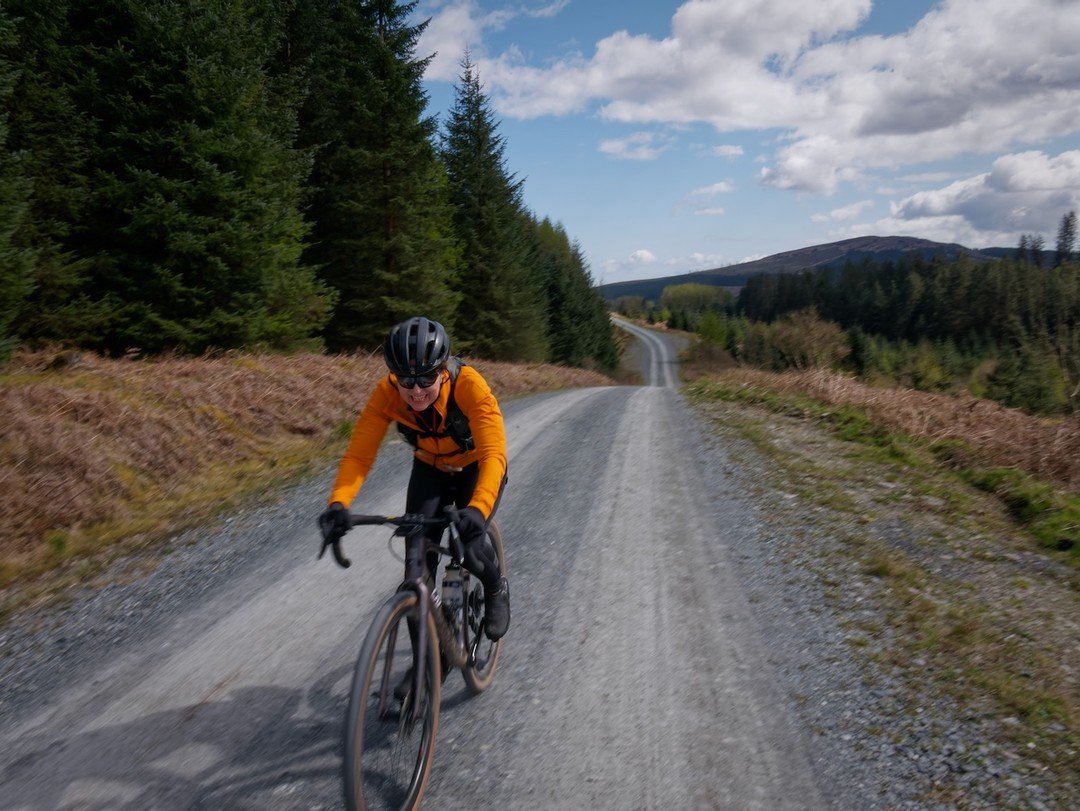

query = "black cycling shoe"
(484, 578), (510, 641)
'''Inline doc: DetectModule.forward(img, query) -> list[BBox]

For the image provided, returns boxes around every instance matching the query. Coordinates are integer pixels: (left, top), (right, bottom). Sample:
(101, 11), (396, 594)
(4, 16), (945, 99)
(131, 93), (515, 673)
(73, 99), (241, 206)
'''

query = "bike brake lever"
(319, 535), (352, 568)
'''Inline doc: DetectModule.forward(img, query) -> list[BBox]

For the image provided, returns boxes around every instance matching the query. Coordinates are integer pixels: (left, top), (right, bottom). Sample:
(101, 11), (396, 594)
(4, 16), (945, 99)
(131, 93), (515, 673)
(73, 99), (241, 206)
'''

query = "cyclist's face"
(395, 372), (442, 410)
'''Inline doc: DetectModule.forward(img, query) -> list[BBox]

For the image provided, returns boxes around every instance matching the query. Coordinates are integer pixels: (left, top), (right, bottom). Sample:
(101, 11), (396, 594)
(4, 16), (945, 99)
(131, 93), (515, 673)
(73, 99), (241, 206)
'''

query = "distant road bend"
(0, 322), (827, 809)
(613, 316), (681, 388)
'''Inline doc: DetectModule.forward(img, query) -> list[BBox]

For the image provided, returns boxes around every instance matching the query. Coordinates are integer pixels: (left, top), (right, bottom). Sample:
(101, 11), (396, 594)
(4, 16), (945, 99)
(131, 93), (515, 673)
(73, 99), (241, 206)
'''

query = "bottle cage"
(396, 356), (476, 453)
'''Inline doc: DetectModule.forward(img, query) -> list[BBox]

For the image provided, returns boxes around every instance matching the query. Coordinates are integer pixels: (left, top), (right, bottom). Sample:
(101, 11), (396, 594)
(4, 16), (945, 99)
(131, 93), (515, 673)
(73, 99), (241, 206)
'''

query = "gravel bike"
(320, 506), (505, 810)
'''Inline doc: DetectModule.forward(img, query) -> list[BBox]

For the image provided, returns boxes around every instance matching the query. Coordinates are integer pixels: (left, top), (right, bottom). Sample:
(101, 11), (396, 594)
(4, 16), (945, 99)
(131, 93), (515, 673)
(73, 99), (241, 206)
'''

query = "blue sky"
(413, 0), (1080, 285)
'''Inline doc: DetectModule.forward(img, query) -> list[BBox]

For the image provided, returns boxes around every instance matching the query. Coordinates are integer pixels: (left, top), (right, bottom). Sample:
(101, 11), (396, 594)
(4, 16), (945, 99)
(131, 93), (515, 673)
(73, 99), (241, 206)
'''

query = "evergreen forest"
(0, 0), (617, 371)
(614, 213), (1080, 416)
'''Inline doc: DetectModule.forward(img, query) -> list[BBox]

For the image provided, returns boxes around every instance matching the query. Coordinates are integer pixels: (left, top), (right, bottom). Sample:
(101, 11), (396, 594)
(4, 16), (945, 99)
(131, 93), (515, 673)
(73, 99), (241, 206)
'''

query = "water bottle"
(442, 565), (463, 616)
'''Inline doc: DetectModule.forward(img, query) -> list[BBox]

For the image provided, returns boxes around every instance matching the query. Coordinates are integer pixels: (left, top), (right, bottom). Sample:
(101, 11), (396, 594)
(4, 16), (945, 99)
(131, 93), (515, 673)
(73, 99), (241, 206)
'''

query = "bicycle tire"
(461, 519), (506, 693)
(343, 590), (441, 811)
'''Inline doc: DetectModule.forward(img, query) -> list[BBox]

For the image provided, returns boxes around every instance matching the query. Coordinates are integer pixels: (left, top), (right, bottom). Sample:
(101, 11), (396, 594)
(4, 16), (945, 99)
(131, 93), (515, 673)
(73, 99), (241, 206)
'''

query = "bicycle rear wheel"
(343, 590), (441, 811)
(461, 519), (506, 693)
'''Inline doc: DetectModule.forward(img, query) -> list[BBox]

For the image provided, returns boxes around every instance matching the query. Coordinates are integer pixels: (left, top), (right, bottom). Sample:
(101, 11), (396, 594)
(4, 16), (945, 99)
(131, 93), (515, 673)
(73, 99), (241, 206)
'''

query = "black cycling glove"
(454, 506), (486, 546)
(318, 501), (350, 540)
(455, 506), (498, 577)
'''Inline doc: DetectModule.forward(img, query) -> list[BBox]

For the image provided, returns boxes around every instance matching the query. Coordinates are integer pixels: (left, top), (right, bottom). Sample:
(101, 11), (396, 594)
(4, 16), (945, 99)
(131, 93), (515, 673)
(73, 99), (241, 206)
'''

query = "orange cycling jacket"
(328, 365), (507, 518)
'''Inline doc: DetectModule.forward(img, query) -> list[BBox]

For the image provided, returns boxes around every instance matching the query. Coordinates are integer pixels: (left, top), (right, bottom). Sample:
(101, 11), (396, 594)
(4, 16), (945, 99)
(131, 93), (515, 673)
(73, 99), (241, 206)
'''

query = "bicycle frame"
(331, 510), (472, 723)
(399, 522), (474, 710)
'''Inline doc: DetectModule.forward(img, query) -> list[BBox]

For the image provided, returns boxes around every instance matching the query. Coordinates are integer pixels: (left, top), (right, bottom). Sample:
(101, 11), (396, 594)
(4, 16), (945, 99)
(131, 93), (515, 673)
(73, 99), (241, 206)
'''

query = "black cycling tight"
(405, 459), (504, 591)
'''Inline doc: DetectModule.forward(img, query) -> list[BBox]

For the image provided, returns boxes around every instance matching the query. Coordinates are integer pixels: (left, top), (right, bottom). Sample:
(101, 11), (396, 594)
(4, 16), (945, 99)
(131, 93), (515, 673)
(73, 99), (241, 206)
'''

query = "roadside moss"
(687, 376), (1080, 569)
(963, 468), (1080, 562)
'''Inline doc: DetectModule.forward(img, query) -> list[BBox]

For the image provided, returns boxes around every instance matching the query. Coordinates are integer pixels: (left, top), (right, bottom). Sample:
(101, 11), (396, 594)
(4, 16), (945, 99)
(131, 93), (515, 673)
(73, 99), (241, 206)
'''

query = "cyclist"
(318, 316), (510, 640)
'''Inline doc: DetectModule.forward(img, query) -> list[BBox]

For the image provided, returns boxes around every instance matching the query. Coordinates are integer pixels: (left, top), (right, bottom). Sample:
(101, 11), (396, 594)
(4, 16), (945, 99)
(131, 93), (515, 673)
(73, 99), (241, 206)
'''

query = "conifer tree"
(441, 55), (547, 361)
(2, 0), (99, 344)
(532, 216), (617, 370)
(1056, 210), (1077, 267)
(90, 0), (330, 352)
(6, 0), (332, 353)
(0, 8), (35, 361)
(291, 0), (459, 351)
(1030, 234), (1046, 269)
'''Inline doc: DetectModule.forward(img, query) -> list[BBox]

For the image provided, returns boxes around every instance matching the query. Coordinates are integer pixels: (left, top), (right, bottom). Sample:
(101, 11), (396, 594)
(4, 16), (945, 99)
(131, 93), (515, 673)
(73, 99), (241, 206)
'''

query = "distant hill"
(598, 235), (1016, 302)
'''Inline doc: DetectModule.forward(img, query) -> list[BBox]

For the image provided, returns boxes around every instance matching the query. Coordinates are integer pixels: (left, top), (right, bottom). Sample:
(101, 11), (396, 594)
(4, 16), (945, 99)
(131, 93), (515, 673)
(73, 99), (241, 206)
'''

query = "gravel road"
(0, 324), (1064, 809)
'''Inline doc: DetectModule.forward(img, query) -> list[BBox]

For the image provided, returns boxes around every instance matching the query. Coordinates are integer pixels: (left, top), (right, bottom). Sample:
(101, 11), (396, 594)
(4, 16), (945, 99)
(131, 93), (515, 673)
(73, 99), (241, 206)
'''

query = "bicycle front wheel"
(343, 590), (441, 811)
(461, 519), (506, 693)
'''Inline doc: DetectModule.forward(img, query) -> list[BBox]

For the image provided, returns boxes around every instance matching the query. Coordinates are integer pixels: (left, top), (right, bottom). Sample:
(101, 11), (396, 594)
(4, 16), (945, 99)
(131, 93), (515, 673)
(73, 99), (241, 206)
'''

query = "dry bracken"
(0, 348), (612, 571)
(718, 367), (1080, 492)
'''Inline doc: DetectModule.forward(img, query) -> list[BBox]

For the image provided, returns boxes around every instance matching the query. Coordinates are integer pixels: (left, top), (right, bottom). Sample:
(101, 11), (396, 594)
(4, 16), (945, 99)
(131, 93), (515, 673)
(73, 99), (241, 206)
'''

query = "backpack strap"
(396, 356), (475, 453)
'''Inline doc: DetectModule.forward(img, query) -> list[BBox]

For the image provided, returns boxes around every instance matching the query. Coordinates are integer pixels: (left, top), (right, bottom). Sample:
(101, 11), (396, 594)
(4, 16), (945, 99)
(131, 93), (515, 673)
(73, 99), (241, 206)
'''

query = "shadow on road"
(1, 666), (353, 809)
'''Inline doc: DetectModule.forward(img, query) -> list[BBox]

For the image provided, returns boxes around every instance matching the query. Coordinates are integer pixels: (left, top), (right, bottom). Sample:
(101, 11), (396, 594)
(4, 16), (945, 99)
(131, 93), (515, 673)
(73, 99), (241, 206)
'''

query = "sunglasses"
(395, 371), (440, 389)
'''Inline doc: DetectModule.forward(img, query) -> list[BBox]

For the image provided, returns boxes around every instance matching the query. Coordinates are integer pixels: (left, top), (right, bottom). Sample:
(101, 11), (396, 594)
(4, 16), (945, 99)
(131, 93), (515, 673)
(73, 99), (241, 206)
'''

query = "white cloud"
(603, 247), (719, 283)
(417, 0), (570, 81)
(599, 249), (668, 283)
(417, 2), (495, 81)
(713, 144), (744, 158)
(987, 150), (1080, 192)
(599, 132), (672, 160)
(663, 251), (729, 267)
(839, 149), (1080, 246)
(764, 0), (1080, 191)
(840, 214), (1009, 248)
(759, 136), (864, 192)
(428, 0), (1080, 199)
(447, 0), (869, 122)
(811, 199), (875, 222)
(694, 207), (726, 216)
(629, 249), (657, 263)
(524, 0), (571, 19)
(691, 180), (734, 196)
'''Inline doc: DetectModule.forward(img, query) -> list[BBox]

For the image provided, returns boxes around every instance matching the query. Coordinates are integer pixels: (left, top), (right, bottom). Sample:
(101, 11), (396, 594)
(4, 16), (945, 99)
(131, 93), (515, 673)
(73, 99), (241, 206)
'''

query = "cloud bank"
(420, 0), (1080, 194)
(419, 0), (1080, 266)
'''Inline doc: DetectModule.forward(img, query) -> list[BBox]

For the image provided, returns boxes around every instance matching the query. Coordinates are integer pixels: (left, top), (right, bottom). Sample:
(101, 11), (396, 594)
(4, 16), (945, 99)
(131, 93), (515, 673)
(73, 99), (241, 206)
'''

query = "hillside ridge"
(599, 235), (1022, 301)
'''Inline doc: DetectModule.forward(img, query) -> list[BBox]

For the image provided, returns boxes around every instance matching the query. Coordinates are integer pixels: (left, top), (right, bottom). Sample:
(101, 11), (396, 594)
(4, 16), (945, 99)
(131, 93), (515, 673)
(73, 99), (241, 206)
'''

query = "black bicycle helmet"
(384, 317), (450, 376)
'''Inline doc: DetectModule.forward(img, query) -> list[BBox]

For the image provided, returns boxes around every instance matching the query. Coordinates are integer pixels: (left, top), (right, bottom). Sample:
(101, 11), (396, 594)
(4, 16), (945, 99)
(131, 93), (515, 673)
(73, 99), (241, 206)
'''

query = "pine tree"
(441, 54), (547, 361)
(1056, 210), (1077, 267)
(0, 7), (36, 360)
(6, 0), (332, 353)
(531, 216), (617, 369)
(2, 0), (100, 344)
(1030, 234), (1046, 269)
(291, 0), (459, 351)
(1017, 233), (1031, 265)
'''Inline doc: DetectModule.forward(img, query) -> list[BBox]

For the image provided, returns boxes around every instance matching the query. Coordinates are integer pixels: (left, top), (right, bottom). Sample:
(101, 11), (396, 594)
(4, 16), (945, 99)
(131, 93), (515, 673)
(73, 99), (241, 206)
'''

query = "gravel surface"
(1, 354), (1075, 808)
(0, 472), (336, 727)
(688, 398), (1077, 811)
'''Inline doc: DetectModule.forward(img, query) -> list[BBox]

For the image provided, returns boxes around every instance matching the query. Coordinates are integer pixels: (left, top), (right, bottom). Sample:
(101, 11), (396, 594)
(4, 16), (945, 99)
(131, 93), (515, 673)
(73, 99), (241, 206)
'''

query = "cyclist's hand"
(455, 507), (498, 576)
(454, 506), (486, 546)
(318, 501), (350, 540)
(318, 502), (352, 568)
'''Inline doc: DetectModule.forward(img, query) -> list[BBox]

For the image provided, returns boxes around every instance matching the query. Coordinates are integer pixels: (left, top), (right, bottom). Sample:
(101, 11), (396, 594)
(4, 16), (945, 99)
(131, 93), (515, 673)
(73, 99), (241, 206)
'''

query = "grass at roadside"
(684, 367), (1079, 802)
(0, 347), (613, 619)
(686, 369), (1080, 567)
